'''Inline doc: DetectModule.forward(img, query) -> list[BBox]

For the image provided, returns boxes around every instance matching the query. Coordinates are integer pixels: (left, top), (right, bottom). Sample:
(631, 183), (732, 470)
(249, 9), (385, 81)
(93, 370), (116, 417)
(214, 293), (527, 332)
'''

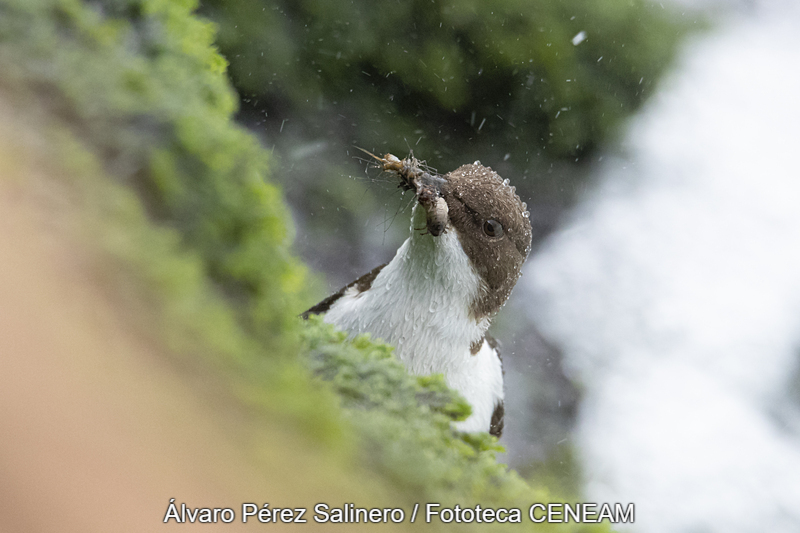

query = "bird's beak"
(399, 160), (448, 237)
(417, 185), (448, 237)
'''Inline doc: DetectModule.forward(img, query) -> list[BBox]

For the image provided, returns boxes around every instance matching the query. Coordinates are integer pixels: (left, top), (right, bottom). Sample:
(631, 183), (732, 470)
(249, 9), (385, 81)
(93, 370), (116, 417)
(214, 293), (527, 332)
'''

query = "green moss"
(1, 0), (314, 355)
(0, 0), (338, 452)
(301, 318), (615, 531)
(302, 317), (498, 489)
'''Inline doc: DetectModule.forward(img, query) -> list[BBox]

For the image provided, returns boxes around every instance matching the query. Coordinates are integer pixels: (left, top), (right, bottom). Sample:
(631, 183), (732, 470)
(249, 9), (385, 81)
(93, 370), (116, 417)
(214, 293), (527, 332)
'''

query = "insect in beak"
(356, 147), (448, 236)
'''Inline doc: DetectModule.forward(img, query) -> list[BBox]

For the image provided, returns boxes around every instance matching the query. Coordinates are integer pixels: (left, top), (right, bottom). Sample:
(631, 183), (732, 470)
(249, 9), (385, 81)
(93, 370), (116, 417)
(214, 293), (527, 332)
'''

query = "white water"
(525, 2), (800, 532)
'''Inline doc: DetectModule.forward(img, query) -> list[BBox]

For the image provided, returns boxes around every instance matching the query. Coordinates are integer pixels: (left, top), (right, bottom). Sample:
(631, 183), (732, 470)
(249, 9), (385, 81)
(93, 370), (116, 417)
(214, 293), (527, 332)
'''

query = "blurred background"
(197, 0), (800, 530)
(525, 0), (800, 531)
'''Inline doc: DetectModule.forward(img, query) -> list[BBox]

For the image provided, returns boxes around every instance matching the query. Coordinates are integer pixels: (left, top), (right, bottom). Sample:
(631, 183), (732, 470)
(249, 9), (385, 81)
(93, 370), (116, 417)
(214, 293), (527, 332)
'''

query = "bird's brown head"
(438, 163), (532, 318)
(370, 151), (532, 319)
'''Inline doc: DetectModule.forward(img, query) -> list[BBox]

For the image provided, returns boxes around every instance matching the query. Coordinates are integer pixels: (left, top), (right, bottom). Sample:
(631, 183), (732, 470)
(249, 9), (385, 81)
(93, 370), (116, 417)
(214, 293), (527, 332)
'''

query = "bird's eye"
(483, 219), (503, 237)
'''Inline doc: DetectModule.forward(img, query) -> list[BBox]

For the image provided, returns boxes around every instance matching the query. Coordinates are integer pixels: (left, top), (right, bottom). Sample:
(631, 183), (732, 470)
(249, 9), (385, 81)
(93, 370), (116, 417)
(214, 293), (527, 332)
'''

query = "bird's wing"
(300, 263), (387, 319)
(485, 333), (505, 438)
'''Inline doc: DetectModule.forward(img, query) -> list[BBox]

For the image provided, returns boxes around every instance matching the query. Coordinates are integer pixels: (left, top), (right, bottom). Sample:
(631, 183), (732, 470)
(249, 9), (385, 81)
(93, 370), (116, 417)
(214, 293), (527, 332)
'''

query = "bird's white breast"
(323, 205), (503, 432)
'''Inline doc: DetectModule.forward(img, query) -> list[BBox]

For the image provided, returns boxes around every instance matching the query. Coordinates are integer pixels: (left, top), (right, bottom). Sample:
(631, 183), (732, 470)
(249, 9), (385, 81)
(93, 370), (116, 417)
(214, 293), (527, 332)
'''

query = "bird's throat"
(323, 205), (489, 374)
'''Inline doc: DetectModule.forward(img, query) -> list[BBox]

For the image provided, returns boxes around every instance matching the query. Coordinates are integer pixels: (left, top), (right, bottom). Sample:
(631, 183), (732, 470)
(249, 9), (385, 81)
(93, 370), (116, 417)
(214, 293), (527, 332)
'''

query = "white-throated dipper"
(302, 153), (532, 436)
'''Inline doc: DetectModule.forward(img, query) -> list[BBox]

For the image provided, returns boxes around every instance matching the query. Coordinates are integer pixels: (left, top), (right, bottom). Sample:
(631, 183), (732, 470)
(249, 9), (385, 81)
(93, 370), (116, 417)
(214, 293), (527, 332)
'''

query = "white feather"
(324, 204), (504, 432)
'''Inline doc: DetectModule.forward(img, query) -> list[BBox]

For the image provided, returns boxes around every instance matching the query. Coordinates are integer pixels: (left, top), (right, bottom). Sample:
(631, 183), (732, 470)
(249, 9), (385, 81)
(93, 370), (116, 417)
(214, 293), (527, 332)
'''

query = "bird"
(302, 152), (532, 436)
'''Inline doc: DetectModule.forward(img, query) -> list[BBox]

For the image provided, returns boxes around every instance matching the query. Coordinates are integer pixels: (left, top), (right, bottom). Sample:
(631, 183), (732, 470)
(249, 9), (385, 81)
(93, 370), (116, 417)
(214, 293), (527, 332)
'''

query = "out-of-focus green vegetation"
(1, 0), (311, 354)
(0, 0), (617, 529)
(0, 0), (334, 438)
(202, 0), (692, 166)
